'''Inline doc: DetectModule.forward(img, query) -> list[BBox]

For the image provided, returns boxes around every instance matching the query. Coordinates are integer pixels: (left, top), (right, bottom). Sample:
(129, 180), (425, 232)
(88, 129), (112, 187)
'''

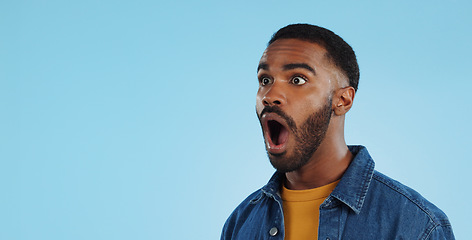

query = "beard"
(259, 97), (333, 173)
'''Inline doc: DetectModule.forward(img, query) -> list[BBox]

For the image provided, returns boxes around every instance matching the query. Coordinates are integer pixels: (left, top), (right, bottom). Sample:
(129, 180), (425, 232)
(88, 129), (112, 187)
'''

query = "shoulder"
(371, 171), (449, 224)
(224, 188), (265, 223)
(368, 171), (453, 238)
(221, 188), (266, 239)
(221, 173), (286, 239)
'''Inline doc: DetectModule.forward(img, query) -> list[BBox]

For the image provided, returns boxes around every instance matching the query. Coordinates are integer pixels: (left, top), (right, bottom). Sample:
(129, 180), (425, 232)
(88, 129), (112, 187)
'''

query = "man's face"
(256, 39), (342, 172)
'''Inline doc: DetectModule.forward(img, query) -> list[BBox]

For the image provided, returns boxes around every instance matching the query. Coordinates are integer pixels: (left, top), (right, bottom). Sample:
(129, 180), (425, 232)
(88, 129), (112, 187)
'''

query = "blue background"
(1, 1), (471, 239)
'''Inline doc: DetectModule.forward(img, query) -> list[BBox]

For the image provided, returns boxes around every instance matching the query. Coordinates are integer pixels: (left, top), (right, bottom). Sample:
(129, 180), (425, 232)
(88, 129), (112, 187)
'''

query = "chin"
(268, 152), (305, 173)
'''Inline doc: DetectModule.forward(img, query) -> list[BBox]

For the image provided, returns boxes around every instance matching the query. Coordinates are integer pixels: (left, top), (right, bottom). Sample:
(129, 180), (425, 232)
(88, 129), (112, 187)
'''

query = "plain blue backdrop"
(1, 1), (471, 239)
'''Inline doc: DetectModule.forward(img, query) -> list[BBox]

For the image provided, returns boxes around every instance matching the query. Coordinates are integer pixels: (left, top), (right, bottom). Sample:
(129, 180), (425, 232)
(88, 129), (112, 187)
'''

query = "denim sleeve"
(426, 224), (455, 240)
(220, 218), (231, 240)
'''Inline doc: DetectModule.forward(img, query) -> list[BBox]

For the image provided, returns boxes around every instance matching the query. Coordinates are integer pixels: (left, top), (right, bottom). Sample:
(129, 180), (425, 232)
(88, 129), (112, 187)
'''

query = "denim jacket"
(221, 146), (454, 240)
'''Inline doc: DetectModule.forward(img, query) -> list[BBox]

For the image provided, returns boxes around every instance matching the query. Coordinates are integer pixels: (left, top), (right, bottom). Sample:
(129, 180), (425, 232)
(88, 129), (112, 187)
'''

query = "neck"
(284, 127), (353, 190)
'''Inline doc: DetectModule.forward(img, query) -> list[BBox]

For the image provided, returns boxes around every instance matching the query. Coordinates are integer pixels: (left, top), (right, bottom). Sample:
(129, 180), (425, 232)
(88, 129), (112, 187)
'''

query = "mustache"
(257, 106), (297, 130)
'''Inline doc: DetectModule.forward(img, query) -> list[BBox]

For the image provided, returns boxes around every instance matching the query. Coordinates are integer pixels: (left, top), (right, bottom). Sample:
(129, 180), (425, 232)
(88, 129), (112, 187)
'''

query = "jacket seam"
(249, 190), (264, 204)
(371, 173), (441, 226)
(423, 224), (438, 240)
(355, 159), (374, 211)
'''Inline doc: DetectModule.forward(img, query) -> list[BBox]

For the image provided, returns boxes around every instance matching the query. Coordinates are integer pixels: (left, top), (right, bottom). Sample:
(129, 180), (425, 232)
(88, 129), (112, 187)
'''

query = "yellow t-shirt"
(281, 180), (339, 240)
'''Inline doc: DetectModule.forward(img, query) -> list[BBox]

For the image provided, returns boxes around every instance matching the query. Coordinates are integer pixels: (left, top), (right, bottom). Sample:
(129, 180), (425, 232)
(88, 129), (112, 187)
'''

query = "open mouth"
(261, 113), (290, 154)
(268, 120), (289, 146)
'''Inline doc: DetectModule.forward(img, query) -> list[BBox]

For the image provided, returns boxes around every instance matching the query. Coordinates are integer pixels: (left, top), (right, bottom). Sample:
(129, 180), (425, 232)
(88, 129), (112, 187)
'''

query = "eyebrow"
(283, 63), (316, 75)
(257, 63), (269, 72)
(257, 62), (316, 75)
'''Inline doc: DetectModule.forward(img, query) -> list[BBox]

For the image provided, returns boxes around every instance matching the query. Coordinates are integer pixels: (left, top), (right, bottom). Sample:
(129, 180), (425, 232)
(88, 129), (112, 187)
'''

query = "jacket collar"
(327, 145), (375, 214)
(257, 145), (375, 214)
(260, 171), (284, 200)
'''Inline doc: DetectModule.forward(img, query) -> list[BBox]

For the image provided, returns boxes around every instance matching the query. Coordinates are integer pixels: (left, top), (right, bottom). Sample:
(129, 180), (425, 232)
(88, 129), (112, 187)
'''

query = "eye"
(260, 77), (273, 86)
(291, 76), (307, 85)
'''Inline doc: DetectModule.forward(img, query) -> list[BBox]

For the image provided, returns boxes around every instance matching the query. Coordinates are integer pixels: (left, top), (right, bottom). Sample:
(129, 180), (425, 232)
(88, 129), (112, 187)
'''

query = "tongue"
(277, 126), (288, 146)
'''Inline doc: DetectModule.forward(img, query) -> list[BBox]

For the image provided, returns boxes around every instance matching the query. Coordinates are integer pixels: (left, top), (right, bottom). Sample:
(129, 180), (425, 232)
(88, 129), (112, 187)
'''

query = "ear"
(333, 86), (355, 116)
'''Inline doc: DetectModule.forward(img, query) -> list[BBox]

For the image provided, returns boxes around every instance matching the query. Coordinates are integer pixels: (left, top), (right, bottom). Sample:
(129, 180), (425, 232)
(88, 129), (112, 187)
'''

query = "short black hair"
(268, 24), (359, 91)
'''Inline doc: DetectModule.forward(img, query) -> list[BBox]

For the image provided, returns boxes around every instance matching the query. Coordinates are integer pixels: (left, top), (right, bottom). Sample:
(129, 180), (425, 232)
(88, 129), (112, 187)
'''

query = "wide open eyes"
(259, 76), (307, 86)
(290, 76), (307, 85)
(260, 77), (273, 86)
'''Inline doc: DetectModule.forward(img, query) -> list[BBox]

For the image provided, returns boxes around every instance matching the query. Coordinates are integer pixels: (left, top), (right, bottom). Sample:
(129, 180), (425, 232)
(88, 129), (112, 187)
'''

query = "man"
(221, 24), (454, 239)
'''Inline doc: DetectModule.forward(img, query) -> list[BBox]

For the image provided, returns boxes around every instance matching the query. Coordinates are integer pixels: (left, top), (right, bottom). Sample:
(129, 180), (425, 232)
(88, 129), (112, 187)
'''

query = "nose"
(262, 84), (286, 107)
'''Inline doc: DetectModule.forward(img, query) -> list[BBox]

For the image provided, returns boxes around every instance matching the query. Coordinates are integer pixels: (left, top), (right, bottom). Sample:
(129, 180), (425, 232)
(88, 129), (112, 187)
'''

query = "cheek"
(255, 91), (264, 113)
(290, 93), (325, 119)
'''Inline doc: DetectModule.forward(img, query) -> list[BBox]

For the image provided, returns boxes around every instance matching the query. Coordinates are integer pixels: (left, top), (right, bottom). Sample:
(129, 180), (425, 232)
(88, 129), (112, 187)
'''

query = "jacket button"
(269, 227), (278, 236)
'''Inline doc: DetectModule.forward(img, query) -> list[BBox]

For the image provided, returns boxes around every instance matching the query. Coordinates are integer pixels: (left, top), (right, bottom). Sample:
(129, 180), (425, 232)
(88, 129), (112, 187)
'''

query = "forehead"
(259, 39), (330, 66)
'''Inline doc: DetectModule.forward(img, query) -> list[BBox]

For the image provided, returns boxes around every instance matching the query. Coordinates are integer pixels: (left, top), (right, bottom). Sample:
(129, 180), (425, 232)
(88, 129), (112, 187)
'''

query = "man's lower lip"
(267, 144), (287, 154)
(268, 151), (285, 157)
